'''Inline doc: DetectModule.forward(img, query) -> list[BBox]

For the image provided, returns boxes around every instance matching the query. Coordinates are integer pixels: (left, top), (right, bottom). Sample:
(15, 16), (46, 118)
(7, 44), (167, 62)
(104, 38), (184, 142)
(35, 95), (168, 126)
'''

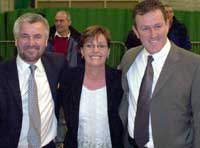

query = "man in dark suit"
(119, 1), (200, 148)
(0, 13), (67, 148)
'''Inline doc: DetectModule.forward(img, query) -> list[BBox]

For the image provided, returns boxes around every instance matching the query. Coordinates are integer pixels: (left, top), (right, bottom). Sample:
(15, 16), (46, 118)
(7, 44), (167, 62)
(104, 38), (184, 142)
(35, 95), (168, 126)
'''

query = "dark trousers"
(42, 140), (56, 148)
(128, 136), (147, 148)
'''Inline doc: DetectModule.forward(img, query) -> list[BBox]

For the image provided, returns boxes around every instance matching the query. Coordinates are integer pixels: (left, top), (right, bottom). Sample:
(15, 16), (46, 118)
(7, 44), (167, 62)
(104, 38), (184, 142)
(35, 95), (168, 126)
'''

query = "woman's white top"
(78, 85), (112, 148)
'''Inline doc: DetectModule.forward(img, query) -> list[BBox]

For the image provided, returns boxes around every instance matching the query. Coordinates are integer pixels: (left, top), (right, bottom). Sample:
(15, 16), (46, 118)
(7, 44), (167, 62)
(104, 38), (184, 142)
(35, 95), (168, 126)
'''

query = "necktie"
(27, 65), (41, 148)
(134, 55), (154, 148)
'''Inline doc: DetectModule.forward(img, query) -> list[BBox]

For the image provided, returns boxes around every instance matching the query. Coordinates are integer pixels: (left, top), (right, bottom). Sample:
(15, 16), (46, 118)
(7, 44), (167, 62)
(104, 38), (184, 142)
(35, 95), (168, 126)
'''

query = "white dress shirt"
(127, 39), (171, 148)
(17, 55), (57, 148)
(78, 86), (112, 148)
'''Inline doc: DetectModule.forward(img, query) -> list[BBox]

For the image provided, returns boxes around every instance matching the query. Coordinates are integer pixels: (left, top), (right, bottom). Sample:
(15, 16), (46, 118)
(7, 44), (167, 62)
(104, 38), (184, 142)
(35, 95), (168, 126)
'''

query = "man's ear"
(132, 25), (140, 39)
(14, 39), (18, 46)
(80, 48), (84, 58)
(45, 39), (48, 47)
(68, 19), (72, 26)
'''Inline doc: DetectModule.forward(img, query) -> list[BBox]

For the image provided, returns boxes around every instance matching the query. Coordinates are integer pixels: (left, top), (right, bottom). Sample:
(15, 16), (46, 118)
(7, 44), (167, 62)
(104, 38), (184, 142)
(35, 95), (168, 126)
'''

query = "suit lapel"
(72, 67), (84, 107)
(123, 47), (142, 74)
(71, 67), (84, 130)
(105, 67), (113, 113)
(152, 45), (180, 97)
(119, 47), (142, 127)
(67, 38), (76, 60)
(6, 59), (22, 110)
(41, 55), (57, 100)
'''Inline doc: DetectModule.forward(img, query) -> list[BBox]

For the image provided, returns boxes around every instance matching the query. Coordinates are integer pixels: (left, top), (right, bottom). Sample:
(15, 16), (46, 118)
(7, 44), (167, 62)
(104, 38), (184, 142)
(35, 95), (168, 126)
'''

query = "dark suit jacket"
(59, 65), (124, 148)
(119, 42), (200, 148)
(0, 52), (67, 148)
(168, 16), (192, 50)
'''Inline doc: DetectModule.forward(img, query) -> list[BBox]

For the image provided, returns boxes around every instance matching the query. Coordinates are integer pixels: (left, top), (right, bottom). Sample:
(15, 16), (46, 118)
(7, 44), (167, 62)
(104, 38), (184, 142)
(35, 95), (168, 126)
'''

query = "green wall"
(0, 8), (200, 62)
(15, 0), (32, 9)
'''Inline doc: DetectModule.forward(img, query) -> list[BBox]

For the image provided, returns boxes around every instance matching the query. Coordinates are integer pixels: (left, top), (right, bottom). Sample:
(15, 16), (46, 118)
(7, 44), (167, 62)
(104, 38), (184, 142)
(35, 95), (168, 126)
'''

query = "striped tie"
(27, 65), (41, 148)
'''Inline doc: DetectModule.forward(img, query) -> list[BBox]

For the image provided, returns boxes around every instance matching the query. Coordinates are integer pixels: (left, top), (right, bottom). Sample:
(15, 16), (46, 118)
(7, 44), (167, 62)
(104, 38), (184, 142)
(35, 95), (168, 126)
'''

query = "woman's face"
(81, 34), (110, 68)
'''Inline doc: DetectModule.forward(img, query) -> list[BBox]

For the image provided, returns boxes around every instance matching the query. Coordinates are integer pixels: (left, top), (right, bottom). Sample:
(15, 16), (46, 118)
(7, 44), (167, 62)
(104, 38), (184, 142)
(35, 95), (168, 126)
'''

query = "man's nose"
(150, 28), (157, 38)
(28, 37), (35, 46)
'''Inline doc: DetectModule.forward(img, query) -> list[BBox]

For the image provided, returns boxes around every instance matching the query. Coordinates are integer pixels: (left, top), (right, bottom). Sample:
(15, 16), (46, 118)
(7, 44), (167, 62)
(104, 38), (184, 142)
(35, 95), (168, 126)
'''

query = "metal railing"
(108, 41), (127, 67)
(0, 40), (127, 67)
(191, 41), (200, 54)
(0, 40), (200, 65)
(0, 40), (16, 60)
(0, 40), (14, 43)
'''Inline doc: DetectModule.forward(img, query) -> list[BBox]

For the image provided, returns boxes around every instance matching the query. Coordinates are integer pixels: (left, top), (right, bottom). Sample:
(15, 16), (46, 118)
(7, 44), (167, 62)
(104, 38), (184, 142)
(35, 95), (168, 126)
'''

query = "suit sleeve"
(191, 63), (200, 148)
(0, 71), (6, 121)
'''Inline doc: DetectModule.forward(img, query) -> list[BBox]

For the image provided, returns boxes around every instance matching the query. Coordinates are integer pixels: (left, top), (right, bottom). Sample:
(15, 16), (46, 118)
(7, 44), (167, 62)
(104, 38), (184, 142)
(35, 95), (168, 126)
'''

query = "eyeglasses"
(84, 44), (108, 50)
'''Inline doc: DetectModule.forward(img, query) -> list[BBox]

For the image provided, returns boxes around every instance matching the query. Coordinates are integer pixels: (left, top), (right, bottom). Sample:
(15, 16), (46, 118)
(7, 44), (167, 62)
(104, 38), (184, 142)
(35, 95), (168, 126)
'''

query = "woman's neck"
(83, 65), (106, 90)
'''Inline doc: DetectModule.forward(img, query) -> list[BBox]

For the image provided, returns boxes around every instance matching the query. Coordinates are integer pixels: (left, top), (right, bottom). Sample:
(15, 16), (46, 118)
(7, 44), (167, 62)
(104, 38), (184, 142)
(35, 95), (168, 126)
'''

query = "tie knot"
(30, 65), (37, 74)
(148, 55), (154, 64)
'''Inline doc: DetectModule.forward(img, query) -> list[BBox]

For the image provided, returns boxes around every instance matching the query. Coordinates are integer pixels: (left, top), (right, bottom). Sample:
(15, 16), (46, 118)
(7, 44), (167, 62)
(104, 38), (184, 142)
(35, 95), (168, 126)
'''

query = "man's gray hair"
(13, 12), (49, 39)
(56, 10), (71, 21)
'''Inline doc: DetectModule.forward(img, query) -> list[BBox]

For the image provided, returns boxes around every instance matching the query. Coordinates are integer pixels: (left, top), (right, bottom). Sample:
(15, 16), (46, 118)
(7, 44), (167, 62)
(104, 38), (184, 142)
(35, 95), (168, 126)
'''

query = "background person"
(125, 30), (141, 49)
(47, 10), (82, 146)
(164, 4), (192, 50)
(59, 25), (124, 148)
(47, 10), (82, 67)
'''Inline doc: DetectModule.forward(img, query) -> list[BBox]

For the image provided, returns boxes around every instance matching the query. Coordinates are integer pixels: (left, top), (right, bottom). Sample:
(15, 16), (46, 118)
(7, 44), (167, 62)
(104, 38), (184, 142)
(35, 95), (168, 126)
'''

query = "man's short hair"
(133, 0), (167, 25)
(13, 13), (49, 39)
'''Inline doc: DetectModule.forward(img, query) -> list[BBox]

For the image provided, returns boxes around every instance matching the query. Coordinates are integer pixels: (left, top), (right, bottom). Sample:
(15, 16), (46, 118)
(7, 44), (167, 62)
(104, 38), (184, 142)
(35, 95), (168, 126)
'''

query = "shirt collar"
(55, 31), (70, 38)
(143, 39), (171, 61)
(16, 55), (44, 74)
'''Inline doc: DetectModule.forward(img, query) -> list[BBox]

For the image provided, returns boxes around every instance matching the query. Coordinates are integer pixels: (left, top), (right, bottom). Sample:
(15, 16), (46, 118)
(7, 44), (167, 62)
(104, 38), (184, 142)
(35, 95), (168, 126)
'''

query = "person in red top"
(47, 10), (82, 67)
(46, 10), (82, 147)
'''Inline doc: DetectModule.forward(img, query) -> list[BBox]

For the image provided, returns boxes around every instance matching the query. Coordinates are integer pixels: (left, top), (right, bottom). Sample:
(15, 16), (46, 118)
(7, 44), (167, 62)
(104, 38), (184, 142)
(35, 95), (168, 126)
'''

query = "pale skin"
(81, 34), (110, 90)
(133, 9), (169, 54)
(15, 22), (48, 64)
(55, 11), (71, 37)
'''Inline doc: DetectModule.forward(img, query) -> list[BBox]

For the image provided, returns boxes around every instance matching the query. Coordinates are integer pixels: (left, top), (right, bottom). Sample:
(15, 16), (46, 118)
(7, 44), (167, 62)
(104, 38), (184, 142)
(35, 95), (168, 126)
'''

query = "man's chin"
(20, 54), (41, 64)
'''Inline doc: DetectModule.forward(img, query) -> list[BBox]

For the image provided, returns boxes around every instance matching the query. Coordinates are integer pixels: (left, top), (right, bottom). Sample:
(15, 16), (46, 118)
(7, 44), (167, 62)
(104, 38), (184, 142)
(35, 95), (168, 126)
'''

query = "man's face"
(15, 22), (48, 64)
(133, 9), (169, 54)
(55, 12), (71, 36)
